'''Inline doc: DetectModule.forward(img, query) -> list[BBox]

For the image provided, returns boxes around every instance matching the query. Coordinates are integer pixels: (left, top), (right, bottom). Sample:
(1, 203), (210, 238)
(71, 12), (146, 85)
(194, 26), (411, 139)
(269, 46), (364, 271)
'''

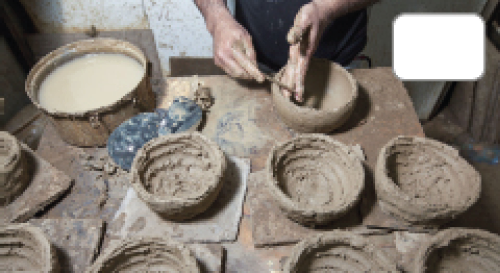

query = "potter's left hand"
(280, 1), (334, 102)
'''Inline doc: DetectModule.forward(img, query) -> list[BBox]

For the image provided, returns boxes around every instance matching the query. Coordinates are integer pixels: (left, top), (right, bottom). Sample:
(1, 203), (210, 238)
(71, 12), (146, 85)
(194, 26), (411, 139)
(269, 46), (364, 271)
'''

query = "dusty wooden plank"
(170, 57), (225, 76)
(0, 143), (73, 223)
(29, 218), (104, 273)
(248, 171), (361, 247)
(36, 124), (130, 223)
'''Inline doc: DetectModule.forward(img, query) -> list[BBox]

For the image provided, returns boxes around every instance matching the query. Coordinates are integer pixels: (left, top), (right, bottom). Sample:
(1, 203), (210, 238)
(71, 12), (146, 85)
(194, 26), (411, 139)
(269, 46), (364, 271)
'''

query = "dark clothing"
(235, 0), (367, 71)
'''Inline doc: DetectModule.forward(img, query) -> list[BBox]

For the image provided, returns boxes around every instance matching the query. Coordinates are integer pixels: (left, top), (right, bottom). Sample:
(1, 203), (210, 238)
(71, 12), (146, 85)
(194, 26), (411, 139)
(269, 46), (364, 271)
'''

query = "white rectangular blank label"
(393, 14), (484, 80)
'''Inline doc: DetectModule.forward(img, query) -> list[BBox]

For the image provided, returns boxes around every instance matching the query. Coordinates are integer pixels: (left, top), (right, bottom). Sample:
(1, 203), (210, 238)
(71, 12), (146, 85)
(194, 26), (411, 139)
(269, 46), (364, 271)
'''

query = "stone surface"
(0, 143), (72, 223)
(106, 156), (250, 243)
(29, 218), (104, 273)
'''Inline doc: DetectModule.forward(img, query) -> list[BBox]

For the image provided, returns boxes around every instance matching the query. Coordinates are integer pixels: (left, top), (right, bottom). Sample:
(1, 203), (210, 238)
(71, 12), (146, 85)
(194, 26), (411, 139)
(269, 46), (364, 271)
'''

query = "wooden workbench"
(35, 68), (427, 272)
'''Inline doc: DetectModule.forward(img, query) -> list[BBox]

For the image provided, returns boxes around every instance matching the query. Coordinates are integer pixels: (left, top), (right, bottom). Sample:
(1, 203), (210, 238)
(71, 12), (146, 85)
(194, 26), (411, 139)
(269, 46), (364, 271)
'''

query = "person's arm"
(281, 0), (380, 101)
(194, 0), (264, 82)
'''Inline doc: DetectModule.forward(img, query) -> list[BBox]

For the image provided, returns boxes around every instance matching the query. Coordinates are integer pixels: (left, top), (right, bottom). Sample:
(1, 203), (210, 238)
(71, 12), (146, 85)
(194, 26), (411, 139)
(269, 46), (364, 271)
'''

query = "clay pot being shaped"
(375, 136), (481, 225)
(0, 131), (30, 206)
(131, 132), (226, 220)
(265, 134), (364, 226)
(0, 223), (59, 272)
(271, 58), (358, 133)
(87, 237), (199, 272)
(284, 231), (397, 272)
(411, 228), (500, 272)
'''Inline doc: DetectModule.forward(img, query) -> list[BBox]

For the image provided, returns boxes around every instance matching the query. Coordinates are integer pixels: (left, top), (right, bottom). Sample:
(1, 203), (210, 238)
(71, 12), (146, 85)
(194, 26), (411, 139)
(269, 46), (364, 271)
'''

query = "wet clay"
(375, 136), (481, 225)
(131, 132), (226, 220)
(38, 53), (144, 113)
(271, 58), (358, 133)
(0, 223), (59, 272)
(411, 228), (500, 272)
(87, 237), (199, 272)
(284, 231), (397, 272)
(25, 38), (155, 147)
(0, 132), (30, 206)
(266, 134), (364, 226)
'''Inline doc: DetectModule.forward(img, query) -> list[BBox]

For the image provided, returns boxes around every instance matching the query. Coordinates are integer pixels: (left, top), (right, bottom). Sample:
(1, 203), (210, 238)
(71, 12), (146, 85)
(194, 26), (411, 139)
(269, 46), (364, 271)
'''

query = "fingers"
(287, 4), (313, 45)
(215, 51), (250, 79)
(280, 64), (294, 99)
(295, 54), (309, 102)
(232, 45), (265, 83)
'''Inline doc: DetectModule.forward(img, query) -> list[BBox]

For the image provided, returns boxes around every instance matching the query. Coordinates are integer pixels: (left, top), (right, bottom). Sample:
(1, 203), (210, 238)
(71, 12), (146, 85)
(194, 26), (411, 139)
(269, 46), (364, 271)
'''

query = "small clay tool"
(264, 74), (294, 92)
(231, 44), (294, 91)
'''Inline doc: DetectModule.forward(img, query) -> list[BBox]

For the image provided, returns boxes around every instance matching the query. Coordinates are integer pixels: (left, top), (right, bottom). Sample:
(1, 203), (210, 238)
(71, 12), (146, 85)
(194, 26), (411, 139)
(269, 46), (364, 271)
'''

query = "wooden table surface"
(37, 68), (425, 272)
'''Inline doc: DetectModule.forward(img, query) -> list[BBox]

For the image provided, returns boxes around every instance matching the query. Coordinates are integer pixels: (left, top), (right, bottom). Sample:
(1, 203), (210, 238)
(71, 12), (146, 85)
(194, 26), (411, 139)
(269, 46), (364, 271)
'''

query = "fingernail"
(295, 93), (302, 102)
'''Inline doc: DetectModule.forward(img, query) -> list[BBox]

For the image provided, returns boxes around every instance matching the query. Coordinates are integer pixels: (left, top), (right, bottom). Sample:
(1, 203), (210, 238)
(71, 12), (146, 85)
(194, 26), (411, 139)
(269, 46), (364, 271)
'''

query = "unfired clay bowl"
(284, 231), (397, 272)
(0, 223), (59, 272)
(271, 58), (358, 133)
(266, 134), (364, 226)
(411, 228), (500, 272)
(131, 132), (226, 220)
(375, 136), (481, 225)
(0, 131), (30, 206)
(87, 237), (199, 272)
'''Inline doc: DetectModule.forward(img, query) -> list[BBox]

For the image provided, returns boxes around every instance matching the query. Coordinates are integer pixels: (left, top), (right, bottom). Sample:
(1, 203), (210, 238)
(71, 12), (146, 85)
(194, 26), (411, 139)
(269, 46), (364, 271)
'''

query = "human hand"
(280, 1), (335, 101)
(210, 10), (264, 82)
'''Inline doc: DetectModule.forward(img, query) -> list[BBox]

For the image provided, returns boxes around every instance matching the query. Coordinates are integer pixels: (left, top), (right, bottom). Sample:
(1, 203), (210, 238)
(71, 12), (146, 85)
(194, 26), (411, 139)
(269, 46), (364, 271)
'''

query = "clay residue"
(267, 134), (364, 225)
(0, 224), (57, 272)
(285, 231), (397, 272)
(413, 228), (500, 273)
(387, 143), (461, 202)
(375, 136), (481, 224)
(131, 132), (226, 220)
(87, 238), (199, 272)
(140, 137), (214, 199)
(276, 139), (353, 208)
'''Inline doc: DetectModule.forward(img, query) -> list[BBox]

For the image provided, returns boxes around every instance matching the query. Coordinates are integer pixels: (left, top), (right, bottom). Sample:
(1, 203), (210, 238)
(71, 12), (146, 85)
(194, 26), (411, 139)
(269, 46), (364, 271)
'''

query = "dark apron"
(235, 0), (367, 71)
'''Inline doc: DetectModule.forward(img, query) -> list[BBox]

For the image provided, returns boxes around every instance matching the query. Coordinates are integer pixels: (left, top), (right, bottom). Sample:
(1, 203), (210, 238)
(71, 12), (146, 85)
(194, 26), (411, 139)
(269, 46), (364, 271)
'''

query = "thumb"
(287, 5), (312, 44)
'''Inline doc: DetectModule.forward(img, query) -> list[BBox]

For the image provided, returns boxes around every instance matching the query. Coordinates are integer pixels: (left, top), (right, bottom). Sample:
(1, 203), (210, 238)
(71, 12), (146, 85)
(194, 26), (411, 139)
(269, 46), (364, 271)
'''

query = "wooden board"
(170, 57), (225, 77)
(29, 218), (104, 273)
(36, 68), (426, 272)
(0, 143), (73, 224)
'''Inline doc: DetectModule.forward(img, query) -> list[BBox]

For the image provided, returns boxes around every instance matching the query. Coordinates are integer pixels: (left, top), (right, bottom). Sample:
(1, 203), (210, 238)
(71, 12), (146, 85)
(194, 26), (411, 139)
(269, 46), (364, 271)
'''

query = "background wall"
(19, 0), (214, 77)
(18, 0), (496, 120)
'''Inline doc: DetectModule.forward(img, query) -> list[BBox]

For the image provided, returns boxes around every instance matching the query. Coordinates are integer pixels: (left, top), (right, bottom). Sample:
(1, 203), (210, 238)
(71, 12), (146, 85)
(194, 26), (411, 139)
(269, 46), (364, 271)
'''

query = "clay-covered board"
(248, 171), (362, 247)
(0, 143), (73, 223)
(106, 156), (250, 243)
(29, 218), (104, 273)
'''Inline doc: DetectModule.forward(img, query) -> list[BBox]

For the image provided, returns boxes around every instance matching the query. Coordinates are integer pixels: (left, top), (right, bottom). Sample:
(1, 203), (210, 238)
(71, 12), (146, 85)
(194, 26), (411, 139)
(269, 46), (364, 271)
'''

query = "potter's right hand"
(210, 11), (264, 82)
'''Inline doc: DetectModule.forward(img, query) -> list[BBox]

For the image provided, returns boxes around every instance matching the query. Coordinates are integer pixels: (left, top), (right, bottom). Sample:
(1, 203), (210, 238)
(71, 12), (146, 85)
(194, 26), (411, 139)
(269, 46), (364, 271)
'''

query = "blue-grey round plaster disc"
(107, 112), (161, 170)
(157, 96), (203, 136)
